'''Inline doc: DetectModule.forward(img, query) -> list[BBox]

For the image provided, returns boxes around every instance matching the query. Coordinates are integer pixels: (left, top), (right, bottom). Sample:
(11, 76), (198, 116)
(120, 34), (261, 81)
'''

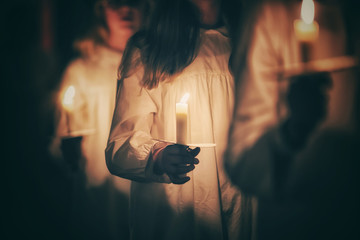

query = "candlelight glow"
(294, 0), (319, 46)
(180, 92), (190, 104)
(301, 0), (315, 24)
(62, 85), (75, 110)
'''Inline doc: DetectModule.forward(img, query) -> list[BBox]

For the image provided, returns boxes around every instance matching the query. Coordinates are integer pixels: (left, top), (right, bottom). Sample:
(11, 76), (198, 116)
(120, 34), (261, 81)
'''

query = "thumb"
(189, 147), (200, 157)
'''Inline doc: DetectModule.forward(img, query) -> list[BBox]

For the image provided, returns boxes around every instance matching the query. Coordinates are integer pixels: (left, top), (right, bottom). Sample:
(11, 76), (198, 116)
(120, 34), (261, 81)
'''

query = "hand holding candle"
(176, 93), (190, 145)
(153, 144), (200, 184)
(282, 72), (331, 150)
(294, 0), (319, 62)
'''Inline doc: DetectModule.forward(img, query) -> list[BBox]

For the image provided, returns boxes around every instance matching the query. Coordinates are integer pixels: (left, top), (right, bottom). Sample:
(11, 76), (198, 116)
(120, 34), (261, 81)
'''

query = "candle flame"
(62, 85), (75, 109)
(180, 93), (190, 104)
(301, 0), (315, 24)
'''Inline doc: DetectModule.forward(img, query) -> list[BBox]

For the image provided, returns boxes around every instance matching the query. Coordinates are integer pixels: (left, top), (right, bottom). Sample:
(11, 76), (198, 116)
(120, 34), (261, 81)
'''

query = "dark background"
(2, 0), (359, 239)
(3, 0), (96, 239)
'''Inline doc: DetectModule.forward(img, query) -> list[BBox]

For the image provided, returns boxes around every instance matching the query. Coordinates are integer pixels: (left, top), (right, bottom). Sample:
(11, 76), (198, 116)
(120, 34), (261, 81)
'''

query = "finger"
(164, 149), (198, 161)
(188, 157), (199, 165)
(169, 175), (190, 185)
(180, 155), (200, 165)
(163, 157), (196, 172)
(189, 147), (200, 157)
(164, 156), (199, 170)
(165, 144), (191, 156)
(312, 72), (332, 89)
(165, 155), (194, 165)
(174, 164), (195, 174)
(306, 93), (328, 115)
(289, 73), (331, 92)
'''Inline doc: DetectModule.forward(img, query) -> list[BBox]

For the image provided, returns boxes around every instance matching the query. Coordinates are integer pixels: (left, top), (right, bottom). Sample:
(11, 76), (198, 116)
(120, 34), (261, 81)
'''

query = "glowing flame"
(301, 0), (315, 24)
(62, 85), (75, 110)
(180, 93), (190, 104)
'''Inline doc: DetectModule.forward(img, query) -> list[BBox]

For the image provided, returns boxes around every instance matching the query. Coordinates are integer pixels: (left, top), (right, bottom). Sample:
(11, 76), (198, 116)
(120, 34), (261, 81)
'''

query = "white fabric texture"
(106, 28), (252, 240)
(225, 2), (357, 239)
(53, 41), (132, 239)
(56, 43), (130, 191)
(226, 0), (354, 200)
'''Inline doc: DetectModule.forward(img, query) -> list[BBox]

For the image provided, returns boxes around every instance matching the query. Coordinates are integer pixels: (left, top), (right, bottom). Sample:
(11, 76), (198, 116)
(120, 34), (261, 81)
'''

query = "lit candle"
(294, 0), (319, 62)
(176, 93), (190, 145)
(62, 85), (76, 133)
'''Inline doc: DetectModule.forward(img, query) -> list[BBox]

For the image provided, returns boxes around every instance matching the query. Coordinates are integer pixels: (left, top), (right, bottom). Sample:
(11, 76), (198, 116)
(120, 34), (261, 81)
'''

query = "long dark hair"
(119, 0), (201, 89)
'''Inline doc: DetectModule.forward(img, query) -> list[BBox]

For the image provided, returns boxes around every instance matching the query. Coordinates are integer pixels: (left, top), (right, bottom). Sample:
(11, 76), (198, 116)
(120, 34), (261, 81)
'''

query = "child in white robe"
(105, 0), (253, 239)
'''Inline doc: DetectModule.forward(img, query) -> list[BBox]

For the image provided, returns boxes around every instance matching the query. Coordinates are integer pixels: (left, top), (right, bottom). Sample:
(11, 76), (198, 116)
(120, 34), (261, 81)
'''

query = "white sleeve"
(105, 68), (171, 183)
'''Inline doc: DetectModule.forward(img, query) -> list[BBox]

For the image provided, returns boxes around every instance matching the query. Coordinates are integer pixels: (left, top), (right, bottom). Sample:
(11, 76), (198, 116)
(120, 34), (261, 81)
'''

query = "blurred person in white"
(224, 0), (359, 239)
(105, 0), (254, 239)
(52, 0), (146, 239)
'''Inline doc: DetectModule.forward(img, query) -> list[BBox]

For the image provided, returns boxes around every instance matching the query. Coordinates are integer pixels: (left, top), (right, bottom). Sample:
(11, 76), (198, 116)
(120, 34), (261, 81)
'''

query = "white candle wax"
(176, 103), (188, 145)
(294, 0), (319, 63)
(294, 19), (319, 43)
(176, 93), (189, 145)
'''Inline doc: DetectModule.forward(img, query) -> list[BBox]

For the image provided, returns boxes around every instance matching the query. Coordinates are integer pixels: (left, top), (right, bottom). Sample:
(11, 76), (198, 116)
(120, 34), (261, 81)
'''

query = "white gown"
(225, 2), (358, 239)
(54, 42), (131, 239)
(56, 42), (130, 190)
(226, 0), (356, 201)
(106, 28), (252, 240)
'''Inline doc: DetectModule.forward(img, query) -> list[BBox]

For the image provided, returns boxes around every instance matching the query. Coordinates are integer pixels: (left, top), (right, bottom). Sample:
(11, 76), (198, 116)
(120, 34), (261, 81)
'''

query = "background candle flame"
(180, 92), (190, 104)
(62, 85), (75, 109)
(301, 0), (315, 24)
